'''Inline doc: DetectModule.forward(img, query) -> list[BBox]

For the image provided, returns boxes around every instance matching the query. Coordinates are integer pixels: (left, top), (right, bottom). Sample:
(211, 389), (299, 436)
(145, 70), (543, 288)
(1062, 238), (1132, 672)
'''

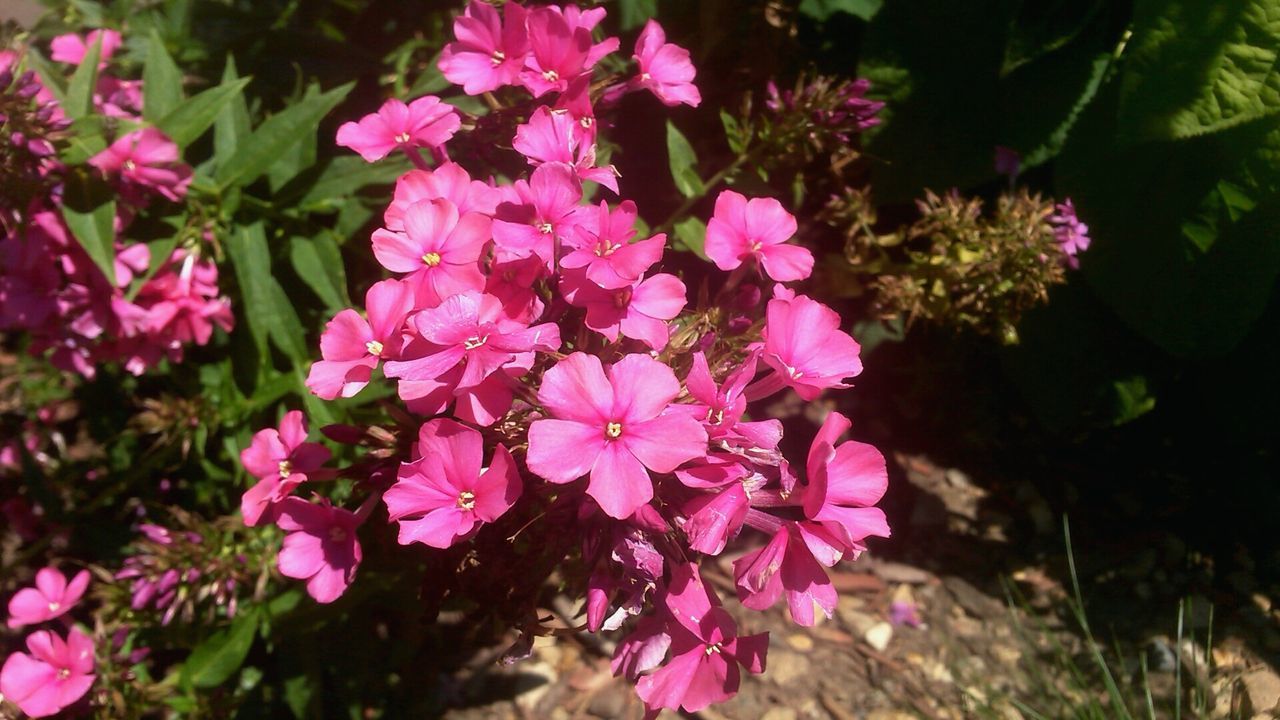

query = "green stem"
(654, 147), (759, 235)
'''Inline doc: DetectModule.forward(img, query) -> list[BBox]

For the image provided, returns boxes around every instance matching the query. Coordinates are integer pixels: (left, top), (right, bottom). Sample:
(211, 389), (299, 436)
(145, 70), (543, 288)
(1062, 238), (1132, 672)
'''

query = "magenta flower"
(306, 279), (417, 400)
(239, 411), (331, 527)
(630, 564), (767, 713)
(384, 291), (561, 388)
(0, 627), (96, 718)
(684, 351), (781, 448)
(383, 163), (498, 233)
(336, 95), (461, 163)
(518, 7), (600, 97)
(383, 419), (522, 548)
(88, 128), (192, 202)
(632, 20), (701, 107)
(438, 0), (531, 95)
(527, 353), (707, 519)
(370, 198), (489, 305)
(801, 411), (891, 554)
(275, 498), (362, 604)
(751, 290), (863, 401)
(513, 106), (619, 193)
(492, 162), (583, 266)
(561, 271), (687, 350)
(485, 256), (547, 323)
(1049, 199), (1090, 268)
(50, 29), (121, 67)
(560, 200), (664, 289)
(705, 190), (812, 282)
(6, 567), (91, 629)
(681, 483), (750, 556)
(733, 521), (838, 626)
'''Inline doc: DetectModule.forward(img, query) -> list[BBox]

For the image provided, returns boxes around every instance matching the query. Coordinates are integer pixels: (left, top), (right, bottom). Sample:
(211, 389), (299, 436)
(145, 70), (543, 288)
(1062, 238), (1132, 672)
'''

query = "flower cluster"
(242, 3), (888, 714)
(1, 567), (97, 718)
(0, 33), (231, 378)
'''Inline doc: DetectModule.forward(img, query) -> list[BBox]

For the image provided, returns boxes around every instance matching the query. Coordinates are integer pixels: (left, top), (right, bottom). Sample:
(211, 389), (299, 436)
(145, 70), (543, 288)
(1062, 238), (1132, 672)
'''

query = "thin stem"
(402, 146), (432, 172)
(653, 148), (760, 236)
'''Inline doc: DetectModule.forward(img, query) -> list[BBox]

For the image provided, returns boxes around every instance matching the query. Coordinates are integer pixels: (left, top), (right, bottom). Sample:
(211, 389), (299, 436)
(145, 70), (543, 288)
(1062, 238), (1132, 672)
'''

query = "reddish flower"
(336, 96), (461, 163)
(705, 190), (812, 282)
(88, 128), (192, 202)
(0, 627), (96, 718)
(633, 20), (701, 107)
(527, 353), (707, 519)
(239, 411), (331, 527)
(275, 498), (362, 604)
(438, 0), (531, 95)
(370, 198), (490, 305)
(306, 279), (417, 400)
(6, 567), (91, 629)
(383, 419), (521, 548)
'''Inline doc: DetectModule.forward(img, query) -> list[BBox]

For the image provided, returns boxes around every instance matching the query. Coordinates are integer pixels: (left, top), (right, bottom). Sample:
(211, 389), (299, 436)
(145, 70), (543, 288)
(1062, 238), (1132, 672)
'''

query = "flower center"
(594, 239), (621, 257)
(123, 159), (137, 171)
(490, 50), (506, 66)
(640, 72), (652, 82)
(456, 491), (476, 510)
(707, 407), (725, 425)
(580, 116), (594, 129)
(612, 288), (632, 309)
(394, 132), (412, 144)
(366, 340), (384, 356)
(278, 460), (293, 479)
(463, 335), (488, 350)
(542, 69), (560, 83)
(537, 222), (553, 234)
(605, 422), (623, 439)
(47, 600), (61, 612)
(328, 526), (347, 542)
(749, 240), (763, 253)
(57, 667), (71, 680)
(705, 643), (722, 656)
(422, 252), (442, 267)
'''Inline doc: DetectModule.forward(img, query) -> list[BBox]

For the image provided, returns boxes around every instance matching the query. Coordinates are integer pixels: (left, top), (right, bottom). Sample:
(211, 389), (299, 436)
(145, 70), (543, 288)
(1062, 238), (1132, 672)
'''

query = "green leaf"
(60, 170), (117, 283)
(1112, 376), (1157, 425)
(297, 156), (410, 208)
(720, 110), (748, 154)
(798, 0), (883, 21)
(289, 235), (349, 312)
(1118, 0), (1280, 142)
(181, 611), (260, 689)
(617, 0), (658, 30)
(64, 35), (103, 120)
(673, 216), (708, 259)
(124, 235), (183, 301)
(59, 116), (109, 165)
(216, 82), (353, 190)
(24, 50), (67, 107)
(665, 120), (705, 199)
(214, 56), (253, 172)
(226, 224), (311, 364)
(156, 77), (251, 148)
(143, 29), (184, 122)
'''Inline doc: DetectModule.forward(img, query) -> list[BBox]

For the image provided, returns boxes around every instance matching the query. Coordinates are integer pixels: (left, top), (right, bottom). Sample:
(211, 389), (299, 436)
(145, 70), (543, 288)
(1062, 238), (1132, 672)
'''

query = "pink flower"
(370, 198), (490, 305)
(306, 279), (416, 400)
(383, 163), (498, 233)
(438, 0), (531, 95)
(275, 498), (362, 604)
(132, 250), (233, 353)
(733, 521), (839, 626)
(1050, 199), (1090, 268)
(384, 291), (561, 389)
(750, 291), (863, 401)
(801, 411), (891, 554)
(681, 483), (750, 556)
(492, 162), (583, 266)
(88, 128), (192, 202)
(336, 96), (461, 163)
(6, 567), (91, 629)
(485, 256), (547, 323)
(0, 627), (96, 718)
(518, 7), (600, 97)
(526, 353), (707, 519)
(683, 351), (781, 448)
(632, 20), (701, 107)
(561, 271), (687, 350)
(239, 411), (332, 527)
(704, 190), (812, 282)
(560, 200), (664, 289)
(383, 419), (521, 548)
(629, 564), (767, 713)
(50, 29), (121, 67)
(513, 107), (619, 193)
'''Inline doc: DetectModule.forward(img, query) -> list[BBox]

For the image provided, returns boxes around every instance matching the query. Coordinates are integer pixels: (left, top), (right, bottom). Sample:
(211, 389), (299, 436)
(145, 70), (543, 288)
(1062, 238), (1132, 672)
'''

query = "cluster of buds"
(0, 32), (232, 379)
(0, 50), (67, 215)
(241, 3), (890, 715)
(765, 74), (884, 142)
(824, 185), (1090, 342)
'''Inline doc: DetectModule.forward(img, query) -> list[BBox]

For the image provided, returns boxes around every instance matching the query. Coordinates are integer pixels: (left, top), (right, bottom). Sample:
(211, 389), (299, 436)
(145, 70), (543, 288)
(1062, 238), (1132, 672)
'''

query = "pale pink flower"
(0, 627), (96, 718)
(306, 279), (416, 400)
(275, 498), (362, 604)
(50, 29), (121, 67)
(335, 96), (460, 163)
(705, 190), (812, 282)
(438, 0), (531, 95)
(513, 107), (619, 193)
(88, 128), (192, 202)
(383, 291), (561, 389)
(526, 353), (707, 519)
(492, 162), (583, 266)
(6, 567), (91, 629)
(801, 411), (891, 555)
(632, 20), (701, 107)
(629, 564), (767, 713)
(370, 198), (490, 305)
(560, 200), (664, 289)
(383, 419), (521, 548)
(239, 411), (331, 527)
(750, 290), (863, 401)
(733, 521), (839, 626)
(383, 163), (498, 233)
(561, 271), (687, 350)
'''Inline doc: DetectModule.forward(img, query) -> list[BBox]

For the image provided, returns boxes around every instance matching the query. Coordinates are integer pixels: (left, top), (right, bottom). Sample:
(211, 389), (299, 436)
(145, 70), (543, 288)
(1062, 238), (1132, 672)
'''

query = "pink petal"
(6, 588), (52, 628)
(415, 418), (482, 489)
(606, 353), (680, 423)
(742, 196), (797, 246)
(395, 506), (474, 548)
(0, 652), (57, 713)
(471, 444), (521, 522)
(757, 242), (814, 282)
(526, 419), (604, 484)
(623, 412), (707, 473)
(537, 353), (613, 423)
(587, 442), (653, 519)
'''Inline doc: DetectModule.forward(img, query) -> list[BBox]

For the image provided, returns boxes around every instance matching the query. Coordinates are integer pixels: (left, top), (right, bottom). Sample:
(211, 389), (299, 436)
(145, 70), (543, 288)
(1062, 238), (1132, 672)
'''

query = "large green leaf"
(617, 0), (658, 29)
(665, 120), (705, 199)
(64, 36), (102, 120)
(214, 56), (252, 171)
(1119, 0), (1280, 143)
(60, 170), (117, 283)
(226, 224), (311, 364)
(798, 0), (883, 21)
(215, 82), (353, 190)
(181, 610), (260, 689)
(295, 156), (409, 208)
(156, 77), (252, 149)
(289, 235), (349, 312)
(143, 29), (184, 122)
